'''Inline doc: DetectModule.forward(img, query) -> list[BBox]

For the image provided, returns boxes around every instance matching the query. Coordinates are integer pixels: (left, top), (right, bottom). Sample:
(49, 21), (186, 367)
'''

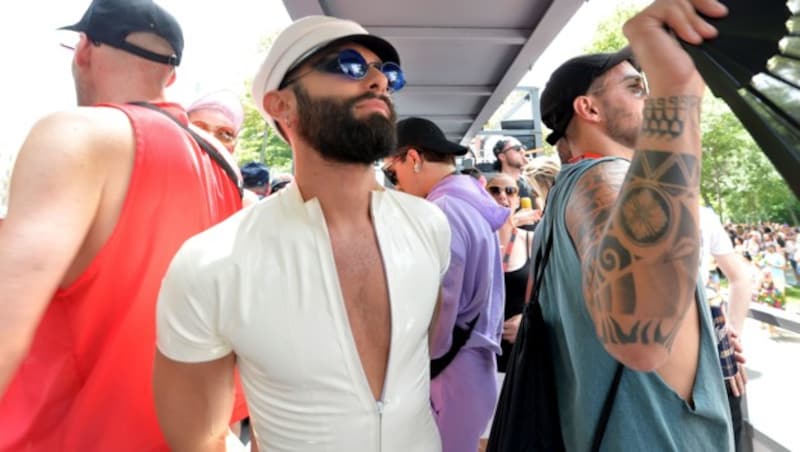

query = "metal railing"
(747, 303), (800, 334)
(743, 303), (798, 452)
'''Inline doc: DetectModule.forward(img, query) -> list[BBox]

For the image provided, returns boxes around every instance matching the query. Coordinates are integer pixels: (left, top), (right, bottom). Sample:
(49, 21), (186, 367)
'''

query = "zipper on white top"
(372, 193), (391, 452)
(376, 399), (385, 451)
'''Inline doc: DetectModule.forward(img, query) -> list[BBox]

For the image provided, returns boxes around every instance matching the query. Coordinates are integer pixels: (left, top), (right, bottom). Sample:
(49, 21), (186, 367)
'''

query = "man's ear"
(405, 148), (422, 164)
(496, 150), (507, 165)
(406, 148), (427, 172)
(164, 68), (176, 87)
(573, 95), (601, 123)
(263, 90), (293, 129)
(74, 34), (93, 68)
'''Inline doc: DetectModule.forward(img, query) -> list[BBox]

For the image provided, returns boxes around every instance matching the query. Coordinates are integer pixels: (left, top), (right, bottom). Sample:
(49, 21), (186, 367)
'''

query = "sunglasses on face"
(212, 128), (236, 145)
(192, 121), (236, 145)
(382, 161), (399, 186)
(588, 76), (649, 99)
(487, 185), (519, 196)
(281, 48), (406, 93)
(501, 145), (524, 154)
(59, 34), (101, 51)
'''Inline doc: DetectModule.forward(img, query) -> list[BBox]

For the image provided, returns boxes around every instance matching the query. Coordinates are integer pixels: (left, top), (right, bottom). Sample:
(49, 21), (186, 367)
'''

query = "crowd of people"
(720, 222), (799, 310)
(0, 0), (780, 450)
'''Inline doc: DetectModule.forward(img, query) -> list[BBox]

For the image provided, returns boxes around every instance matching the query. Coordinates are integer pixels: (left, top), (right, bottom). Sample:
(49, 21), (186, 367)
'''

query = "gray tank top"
(533, 158), (734, 451)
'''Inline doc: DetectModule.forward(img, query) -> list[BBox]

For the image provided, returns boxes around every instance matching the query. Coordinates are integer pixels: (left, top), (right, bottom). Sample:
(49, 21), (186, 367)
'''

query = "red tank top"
(0, 103), (245, 451)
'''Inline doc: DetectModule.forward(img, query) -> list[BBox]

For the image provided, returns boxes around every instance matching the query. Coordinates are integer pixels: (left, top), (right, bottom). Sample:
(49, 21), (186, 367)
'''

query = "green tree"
(583, 2), (639, 54)
(699, 94), (800, 224)
(699, 96), (752, 218)
(234, 34), (293, 174)
(585, 2), (800, 223)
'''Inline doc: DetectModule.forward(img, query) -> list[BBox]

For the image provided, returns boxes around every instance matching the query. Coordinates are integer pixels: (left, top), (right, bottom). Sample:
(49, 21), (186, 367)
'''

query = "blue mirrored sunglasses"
(281, 48), (406, 93)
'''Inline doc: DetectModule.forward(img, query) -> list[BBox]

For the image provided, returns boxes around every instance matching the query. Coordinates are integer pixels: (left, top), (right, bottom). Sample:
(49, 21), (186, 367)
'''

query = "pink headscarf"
(187, 90), (245, 133)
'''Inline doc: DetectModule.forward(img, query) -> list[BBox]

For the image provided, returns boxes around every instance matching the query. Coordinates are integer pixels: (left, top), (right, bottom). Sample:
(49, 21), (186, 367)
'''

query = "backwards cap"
(60, 0), (183, 66)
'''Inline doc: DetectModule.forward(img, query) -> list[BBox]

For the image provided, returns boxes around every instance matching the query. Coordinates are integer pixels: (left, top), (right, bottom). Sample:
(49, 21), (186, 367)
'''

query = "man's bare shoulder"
(565, 159), (630, 245)
(26, 106), (133, 159)
(8, 106), (137, 220)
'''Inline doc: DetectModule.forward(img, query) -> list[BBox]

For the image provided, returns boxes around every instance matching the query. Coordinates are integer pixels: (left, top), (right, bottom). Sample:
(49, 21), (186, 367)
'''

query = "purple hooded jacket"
(427, 174), (509, 358)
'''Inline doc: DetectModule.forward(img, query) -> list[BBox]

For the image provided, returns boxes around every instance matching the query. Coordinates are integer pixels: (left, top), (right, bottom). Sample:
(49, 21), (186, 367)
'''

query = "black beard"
(602, 100), (639, 149)
(293, 84), (397, 164)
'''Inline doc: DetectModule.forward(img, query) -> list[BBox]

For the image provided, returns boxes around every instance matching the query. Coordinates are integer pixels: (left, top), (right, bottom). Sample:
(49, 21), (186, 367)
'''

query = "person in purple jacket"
(382, 116), (509, 452)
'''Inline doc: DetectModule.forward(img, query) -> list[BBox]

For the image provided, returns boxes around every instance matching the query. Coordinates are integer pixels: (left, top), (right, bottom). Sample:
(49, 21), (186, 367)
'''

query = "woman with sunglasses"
(485, 173), (534, 373)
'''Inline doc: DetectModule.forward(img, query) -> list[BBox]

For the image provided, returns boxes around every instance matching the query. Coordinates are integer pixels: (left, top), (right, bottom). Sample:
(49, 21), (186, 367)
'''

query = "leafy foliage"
(233, 33), (293, 174)
(698, 96), (800, 224)
(583, 2), (639, 54)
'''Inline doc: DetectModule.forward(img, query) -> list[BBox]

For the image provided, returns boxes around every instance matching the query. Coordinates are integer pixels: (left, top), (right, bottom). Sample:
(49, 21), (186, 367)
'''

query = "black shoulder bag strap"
(430, 313), (480, 379)
(533, 194), (624, 452)
(528, 204), (555, 306)
(590, 362), (624, 452)
(129, 102), (243, 198)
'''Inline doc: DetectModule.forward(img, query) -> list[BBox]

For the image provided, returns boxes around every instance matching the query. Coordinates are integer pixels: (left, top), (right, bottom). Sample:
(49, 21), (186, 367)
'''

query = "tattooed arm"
(566, 120), (702, 371)
(565, 0), (727, 371)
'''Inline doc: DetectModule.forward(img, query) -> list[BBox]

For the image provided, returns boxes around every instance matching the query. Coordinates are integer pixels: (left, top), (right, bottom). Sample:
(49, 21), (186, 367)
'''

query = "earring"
(413, 164), (421, 173)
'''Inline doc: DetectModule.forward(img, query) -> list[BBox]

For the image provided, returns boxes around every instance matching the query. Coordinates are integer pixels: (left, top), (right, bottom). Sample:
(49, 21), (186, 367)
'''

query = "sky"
(0, 0), (291, 155)
(0, 0), (648, 156)
(522, 0), (648, 88)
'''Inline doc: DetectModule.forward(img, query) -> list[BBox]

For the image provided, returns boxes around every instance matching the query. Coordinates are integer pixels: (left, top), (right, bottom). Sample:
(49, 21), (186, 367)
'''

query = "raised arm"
(567, 0), (728, 371)
(0, 111), (113, 391)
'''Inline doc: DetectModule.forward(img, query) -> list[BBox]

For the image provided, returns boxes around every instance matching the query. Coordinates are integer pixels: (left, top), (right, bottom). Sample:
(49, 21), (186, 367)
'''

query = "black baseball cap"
(60, 0), (183, 66)
(395, 117), (468, 156)
(540, 47), (638, 145)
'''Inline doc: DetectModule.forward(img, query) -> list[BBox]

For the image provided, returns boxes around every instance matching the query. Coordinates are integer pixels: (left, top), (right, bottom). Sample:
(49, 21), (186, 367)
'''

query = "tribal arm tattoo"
(566, 96), (702, 369)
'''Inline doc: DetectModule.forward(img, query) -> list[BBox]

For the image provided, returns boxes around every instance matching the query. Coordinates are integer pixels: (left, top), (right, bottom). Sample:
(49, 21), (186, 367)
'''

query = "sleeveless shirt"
(0, 103), (243, 451)
(534, 158), (734, 451)
(498, 232), (530, 372)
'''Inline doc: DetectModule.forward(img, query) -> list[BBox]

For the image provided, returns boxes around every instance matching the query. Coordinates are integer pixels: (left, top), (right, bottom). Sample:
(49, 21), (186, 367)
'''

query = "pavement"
(742, 312), (800, 452)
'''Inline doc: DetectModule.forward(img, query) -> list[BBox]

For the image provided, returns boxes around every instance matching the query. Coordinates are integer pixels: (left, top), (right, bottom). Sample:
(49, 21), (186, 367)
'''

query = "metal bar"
(397, 114), (474, 123)
(366, 27), (529, 45)
(479, 129), (537, 136)
(747, 304), (800, 334)
(460, 0), (585, 145)
(746, 421), (792, 452)
(399, 85), (494, 96)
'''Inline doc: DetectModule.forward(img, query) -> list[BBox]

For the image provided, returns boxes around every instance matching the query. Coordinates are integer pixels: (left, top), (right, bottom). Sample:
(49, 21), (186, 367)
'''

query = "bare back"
(328, 219), (392, 400)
